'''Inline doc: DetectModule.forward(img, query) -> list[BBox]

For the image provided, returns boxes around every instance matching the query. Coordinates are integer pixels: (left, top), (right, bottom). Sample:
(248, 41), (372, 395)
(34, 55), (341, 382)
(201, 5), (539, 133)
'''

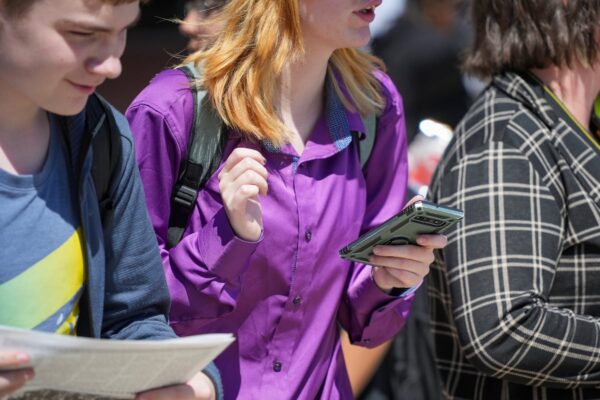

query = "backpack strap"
(60, 93), (121, 228)
(88, 94), (120, 226)
(354, 113), (378, 169)
(167, 63), (227, 248)
(359, 113), (377, 168)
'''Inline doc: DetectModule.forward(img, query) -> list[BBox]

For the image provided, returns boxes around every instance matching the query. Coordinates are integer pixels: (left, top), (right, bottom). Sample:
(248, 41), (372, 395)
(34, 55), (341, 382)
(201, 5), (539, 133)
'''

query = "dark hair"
(3, 0), (145, 17)
(464, 0), (600, 79)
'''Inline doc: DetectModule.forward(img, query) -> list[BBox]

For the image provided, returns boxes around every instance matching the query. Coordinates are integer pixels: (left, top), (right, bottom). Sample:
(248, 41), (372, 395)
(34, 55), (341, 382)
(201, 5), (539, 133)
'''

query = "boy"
(0, 1), (220, 399)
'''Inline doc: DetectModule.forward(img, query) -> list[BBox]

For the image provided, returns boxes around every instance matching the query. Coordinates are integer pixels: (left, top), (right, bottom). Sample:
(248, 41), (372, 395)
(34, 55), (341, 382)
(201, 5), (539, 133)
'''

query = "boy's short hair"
(464, 0), (600, 79)
(3, 0), (144, 17)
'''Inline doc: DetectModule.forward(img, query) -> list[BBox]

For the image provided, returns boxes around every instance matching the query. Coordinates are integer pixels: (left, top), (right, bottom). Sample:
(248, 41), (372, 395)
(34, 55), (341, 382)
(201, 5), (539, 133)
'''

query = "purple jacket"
(127, 68), (414, 399)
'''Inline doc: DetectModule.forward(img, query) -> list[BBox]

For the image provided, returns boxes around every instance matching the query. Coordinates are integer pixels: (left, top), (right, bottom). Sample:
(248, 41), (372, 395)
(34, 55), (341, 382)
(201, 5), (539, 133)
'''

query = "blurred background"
(97, 1), (187, 111)
(99, 0), (481, 118)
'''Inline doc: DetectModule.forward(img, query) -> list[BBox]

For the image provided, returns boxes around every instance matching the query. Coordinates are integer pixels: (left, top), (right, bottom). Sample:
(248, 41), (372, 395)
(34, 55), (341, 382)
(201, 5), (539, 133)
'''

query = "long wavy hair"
(183, 0), (385, 146)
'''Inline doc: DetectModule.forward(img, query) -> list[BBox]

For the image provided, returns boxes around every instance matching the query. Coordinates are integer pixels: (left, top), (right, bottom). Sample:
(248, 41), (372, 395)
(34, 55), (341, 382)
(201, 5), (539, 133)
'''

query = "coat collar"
(493, 70), (600, 152)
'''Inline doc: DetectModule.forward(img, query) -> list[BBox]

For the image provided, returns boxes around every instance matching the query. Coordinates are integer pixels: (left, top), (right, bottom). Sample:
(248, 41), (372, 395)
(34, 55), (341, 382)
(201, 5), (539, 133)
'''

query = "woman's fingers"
(372, 266), (423, 291)
(220, 170), (269, 203)
(369, 254), (432, 277)
(219, 154), (268, 185)
(219, 148), (265, 176)
(404, 194), (425, 208)
(369, 238), (447, 291)
(416, 234), (448, 249)
(218, 148), (268, 242)
(369, 252), (430, 289)
(372, 243), (436, 264)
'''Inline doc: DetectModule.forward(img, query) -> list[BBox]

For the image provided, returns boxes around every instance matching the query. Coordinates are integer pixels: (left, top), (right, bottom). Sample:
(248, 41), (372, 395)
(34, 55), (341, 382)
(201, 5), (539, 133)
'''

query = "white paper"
(0, 325), (233, 399)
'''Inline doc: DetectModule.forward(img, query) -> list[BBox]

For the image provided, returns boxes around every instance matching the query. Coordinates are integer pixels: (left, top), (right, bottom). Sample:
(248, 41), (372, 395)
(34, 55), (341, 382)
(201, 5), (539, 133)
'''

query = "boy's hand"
(0, 351), (34, 398)
(135, 371), (215, 400)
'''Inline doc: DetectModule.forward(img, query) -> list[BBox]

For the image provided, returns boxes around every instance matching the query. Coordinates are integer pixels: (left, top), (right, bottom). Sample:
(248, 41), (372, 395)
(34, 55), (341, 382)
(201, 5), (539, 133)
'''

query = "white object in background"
(408, 119), (453, 196)
(371, 0), (407, 38)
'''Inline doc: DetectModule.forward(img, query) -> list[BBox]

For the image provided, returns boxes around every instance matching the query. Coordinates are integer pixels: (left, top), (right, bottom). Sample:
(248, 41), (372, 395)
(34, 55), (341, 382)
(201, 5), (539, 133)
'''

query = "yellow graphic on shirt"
(0, 228), (86, 335)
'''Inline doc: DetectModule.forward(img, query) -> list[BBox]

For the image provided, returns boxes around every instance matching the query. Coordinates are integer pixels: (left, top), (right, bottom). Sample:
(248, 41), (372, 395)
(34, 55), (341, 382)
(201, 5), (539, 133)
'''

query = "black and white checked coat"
(428, 71), (600, 399)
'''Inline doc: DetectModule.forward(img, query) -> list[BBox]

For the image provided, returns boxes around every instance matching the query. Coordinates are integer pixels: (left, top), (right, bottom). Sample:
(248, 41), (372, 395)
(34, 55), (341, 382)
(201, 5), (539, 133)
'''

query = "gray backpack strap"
(167, 63), (227, 248)
(60, 93), (121, 228)
(357, 113), (378, 169)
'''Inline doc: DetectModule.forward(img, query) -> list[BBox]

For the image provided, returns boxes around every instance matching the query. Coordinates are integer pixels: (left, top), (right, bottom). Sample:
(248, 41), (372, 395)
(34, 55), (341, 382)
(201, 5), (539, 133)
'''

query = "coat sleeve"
(337, 72), (418, 348)
(100, 109), (176, 341)
(430, 133), (600, 388)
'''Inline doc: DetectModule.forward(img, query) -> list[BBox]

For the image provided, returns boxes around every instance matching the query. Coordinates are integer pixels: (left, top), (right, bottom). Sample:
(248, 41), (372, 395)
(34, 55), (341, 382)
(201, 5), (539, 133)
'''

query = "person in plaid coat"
(428, 0), (600, 399)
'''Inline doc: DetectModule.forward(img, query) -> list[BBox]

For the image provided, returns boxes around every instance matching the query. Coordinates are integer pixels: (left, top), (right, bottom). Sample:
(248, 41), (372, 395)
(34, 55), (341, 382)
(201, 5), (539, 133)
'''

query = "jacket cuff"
(202, 362), (223, 400)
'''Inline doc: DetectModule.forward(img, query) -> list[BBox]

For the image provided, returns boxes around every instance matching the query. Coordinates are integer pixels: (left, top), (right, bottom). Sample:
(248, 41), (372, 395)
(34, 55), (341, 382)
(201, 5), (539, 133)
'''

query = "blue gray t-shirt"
(0, 117), (85, 335)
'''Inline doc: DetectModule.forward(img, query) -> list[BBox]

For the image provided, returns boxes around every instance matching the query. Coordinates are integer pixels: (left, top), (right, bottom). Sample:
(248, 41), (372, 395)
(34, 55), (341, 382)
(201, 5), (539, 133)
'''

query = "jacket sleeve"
(431, 136), (600, 388)
(337, 72), (417, 348)
(126, 102), (259, 335)
(102, 110), (224, 398)
(100, 109), (175, 341)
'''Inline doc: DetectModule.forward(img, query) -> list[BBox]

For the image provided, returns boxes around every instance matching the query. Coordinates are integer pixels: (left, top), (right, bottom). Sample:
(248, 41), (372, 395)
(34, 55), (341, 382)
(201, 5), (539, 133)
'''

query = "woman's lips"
(353, 6), (376, 23)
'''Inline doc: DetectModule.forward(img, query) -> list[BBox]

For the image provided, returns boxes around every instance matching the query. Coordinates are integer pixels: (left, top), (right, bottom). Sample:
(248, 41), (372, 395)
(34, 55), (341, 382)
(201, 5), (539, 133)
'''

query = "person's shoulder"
(373, 69), (397, 95)
(440, 82), (553, 172)
(128, 68), (193, 117)
(373, 69), (404, 116)
(460, 83), (546, 144)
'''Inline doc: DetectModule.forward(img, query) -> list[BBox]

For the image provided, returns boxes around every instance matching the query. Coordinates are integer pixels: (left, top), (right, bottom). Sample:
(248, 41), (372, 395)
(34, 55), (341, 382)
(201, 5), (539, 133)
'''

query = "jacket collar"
(494, 70), (600, 151)
(492, 71), (557, 129)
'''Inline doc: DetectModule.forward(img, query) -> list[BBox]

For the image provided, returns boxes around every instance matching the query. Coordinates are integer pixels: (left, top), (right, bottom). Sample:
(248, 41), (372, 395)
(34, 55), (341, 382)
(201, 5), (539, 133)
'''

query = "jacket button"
(305, 230), (312, 242)
(293, 296), (302, 305)
(273, 361), (282, 372)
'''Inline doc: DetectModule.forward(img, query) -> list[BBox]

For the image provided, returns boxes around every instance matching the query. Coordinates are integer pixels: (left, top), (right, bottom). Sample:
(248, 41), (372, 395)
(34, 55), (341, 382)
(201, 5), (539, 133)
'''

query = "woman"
(427, 1), (600, 399)
(127, 0), (446, 398)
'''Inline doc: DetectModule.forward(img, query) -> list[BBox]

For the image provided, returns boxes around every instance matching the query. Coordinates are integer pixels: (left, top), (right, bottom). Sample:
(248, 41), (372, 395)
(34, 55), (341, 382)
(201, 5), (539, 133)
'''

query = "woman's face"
(299, 0), (382, 55)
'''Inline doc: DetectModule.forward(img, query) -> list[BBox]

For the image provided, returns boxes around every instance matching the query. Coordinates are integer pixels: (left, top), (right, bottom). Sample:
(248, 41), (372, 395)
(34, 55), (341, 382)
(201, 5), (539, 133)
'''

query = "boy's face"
(0, 0), (140, 116)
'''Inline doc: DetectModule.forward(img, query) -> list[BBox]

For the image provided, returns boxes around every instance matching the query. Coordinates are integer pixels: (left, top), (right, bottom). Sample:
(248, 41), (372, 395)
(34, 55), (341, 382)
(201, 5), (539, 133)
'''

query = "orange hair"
(183, 0), (385, 146)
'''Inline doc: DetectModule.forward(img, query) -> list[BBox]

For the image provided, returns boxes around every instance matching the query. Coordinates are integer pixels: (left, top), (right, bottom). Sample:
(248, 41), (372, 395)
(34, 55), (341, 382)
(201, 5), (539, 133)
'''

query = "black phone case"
(339, 200), (463, 264)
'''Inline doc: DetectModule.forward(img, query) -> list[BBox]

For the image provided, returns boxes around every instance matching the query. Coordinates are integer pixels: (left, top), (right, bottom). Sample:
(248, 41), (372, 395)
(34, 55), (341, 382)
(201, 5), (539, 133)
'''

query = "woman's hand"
(218, 148), (268, 242)
(0, 351), (33, 399)
(370, 196), (448, 292)
(135, 371), (216, 400)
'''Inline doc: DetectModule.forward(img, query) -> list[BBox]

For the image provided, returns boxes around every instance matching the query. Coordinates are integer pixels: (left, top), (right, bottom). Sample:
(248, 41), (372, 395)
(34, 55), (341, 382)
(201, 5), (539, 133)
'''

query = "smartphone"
(339, 200), (464, 263)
